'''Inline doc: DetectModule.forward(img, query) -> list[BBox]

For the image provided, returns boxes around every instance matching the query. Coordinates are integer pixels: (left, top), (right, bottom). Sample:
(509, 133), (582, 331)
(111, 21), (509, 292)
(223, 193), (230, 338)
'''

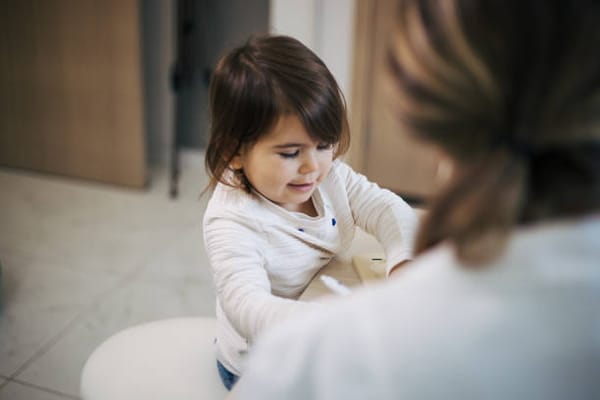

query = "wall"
(270, 0), (356, 106)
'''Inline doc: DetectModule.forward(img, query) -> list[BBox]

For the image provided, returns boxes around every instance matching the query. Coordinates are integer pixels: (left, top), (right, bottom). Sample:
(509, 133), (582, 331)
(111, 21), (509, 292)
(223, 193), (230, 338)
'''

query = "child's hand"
(388, 260), (411, 278)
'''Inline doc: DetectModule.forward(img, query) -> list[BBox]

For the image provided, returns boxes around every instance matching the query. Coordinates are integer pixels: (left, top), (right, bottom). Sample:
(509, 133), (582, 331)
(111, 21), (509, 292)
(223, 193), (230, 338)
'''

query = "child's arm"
(204, 216), (318, 344)
(338, 162), (419, 276)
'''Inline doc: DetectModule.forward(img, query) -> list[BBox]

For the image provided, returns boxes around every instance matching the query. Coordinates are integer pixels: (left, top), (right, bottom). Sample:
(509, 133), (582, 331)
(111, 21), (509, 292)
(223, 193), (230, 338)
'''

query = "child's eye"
(278, 150), (300, 158)
(317, 143), (333, 151)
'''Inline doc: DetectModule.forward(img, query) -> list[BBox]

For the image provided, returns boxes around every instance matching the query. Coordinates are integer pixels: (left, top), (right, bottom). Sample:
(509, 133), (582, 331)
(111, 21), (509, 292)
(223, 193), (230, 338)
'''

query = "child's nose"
(299, 152), (318, 175)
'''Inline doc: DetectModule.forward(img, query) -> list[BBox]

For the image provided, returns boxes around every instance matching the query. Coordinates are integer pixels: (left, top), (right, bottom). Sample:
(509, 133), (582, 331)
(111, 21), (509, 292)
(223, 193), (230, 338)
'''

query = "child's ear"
(230, 154), (243, 170)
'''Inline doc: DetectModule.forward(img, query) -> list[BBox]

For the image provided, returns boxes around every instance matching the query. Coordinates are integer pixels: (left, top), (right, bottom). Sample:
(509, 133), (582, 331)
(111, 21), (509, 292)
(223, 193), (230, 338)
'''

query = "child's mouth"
(288, 182), (314, 192)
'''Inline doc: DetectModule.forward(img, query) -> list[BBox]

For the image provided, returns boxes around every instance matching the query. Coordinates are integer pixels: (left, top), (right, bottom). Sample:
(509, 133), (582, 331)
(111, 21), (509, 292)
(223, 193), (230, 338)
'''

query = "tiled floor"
(0, 151), (216, 399)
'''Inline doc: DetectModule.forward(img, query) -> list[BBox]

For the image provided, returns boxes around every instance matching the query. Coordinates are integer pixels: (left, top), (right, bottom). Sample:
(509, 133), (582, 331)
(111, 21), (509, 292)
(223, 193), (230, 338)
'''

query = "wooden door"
(349, 0), (448, 203)
(0, 0), (146, 188)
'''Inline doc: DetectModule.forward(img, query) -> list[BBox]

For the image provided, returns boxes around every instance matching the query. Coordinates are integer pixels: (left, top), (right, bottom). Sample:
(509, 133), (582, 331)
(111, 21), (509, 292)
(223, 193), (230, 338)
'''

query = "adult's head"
(388, 0), (600, 263)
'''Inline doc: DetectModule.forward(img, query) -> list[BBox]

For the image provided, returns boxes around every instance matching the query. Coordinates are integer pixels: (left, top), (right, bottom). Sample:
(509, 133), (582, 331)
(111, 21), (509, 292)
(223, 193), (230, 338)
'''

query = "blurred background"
(0, 0), (445, 398)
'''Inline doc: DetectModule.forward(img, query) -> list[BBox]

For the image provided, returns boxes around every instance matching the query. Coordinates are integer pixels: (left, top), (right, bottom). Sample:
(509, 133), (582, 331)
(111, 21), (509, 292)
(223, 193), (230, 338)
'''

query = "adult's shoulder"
(235, 244), (461, 399)
(252, 242), (462, 353)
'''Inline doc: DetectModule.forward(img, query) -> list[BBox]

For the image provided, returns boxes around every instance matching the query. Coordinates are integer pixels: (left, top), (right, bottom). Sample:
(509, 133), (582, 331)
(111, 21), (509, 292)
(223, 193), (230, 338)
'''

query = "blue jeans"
(217, 360), (239, 390)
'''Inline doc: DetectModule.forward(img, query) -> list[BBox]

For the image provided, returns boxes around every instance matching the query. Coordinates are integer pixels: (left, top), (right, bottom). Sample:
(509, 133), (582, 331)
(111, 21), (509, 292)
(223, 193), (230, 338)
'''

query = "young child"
(202, 34), (418, 390)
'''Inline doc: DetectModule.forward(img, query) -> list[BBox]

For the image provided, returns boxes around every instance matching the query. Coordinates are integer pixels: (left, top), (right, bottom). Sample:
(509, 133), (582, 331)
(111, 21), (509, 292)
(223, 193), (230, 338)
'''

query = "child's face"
(232, 114), (334, 213)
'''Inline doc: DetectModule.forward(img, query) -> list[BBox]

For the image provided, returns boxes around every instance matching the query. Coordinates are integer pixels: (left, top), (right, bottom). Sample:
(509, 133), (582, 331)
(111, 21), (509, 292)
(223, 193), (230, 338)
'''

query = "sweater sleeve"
(337, 162), (419, 275)
(203, 215), (316, 344)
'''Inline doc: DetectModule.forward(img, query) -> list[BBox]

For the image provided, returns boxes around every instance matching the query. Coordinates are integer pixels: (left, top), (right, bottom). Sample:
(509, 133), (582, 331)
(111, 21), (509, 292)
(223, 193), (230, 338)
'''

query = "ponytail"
(391, 0), (600, 265)
(416, 149), (527, 265)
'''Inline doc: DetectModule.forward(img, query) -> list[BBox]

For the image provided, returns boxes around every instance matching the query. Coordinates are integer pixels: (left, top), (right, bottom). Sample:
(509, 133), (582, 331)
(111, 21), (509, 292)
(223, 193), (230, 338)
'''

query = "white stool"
(80, 317), (228, 400)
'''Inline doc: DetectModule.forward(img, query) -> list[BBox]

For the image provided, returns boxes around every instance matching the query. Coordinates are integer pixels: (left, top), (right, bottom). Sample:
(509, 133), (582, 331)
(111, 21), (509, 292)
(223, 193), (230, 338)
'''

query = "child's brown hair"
(205, 34), (350, 193)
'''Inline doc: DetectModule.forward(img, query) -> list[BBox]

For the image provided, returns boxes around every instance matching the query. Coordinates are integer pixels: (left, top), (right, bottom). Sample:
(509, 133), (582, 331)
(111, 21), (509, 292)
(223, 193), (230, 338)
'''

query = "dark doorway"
(171, 0), (269, 196)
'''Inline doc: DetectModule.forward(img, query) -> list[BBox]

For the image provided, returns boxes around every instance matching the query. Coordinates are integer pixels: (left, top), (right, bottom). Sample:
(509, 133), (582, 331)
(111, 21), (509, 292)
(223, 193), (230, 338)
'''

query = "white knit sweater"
(203, 160), (418, 375)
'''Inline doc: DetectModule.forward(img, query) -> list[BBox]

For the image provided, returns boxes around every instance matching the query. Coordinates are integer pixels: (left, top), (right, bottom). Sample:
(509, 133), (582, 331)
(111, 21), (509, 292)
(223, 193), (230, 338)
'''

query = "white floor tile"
(16, 270), (215, 396)
(135, 225), (212, 285)
(0, 151), (214, 396)
(0, 380), (74, 400)
(0, 250), (117, 376)
(0, 168), (206, 279)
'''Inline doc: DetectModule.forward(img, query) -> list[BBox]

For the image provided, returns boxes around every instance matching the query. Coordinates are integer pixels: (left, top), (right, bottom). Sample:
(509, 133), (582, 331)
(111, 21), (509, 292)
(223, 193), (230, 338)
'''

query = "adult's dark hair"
(388, 0), (600, 264)
(205, 34), (350, 193)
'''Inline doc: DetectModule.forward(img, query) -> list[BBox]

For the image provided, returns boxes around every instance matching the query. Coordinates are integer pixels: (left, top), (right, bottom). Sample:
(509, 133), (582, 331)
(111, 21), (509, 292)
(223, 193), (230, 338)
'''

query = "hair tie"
(492, 135), (533, 159)
(506, 138), (533, 159)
